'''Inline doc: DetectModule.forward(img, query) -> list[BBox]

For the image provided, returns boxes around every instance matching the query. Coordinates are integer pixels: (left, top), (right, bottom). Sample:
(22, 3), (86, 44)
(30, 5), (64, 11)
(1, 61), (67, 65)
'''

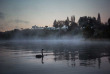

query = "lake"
(0, 40), (110, 74)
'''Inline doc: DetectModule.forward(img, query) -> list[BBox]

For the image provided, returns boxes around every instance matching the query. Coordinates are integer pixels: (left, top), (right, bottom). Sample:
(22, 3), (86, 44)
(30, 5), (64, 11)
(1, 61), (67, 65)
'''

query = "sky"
(0, 0), (110, 31)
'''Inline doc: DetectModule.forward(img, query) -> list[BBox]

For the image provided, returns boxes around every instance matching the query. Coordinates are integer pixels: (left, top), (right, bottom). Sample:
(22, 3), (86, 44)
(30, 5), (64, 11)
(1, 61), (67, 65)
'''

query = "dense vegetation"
(0, 15), (110, 40)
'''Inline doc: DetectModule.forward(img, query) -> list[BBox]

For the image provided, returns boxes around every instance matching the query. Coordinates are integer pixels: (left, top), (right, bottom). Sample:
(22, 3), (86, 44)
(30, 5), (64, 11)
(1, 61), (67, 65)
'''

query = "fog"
(1, 34), (110, 74)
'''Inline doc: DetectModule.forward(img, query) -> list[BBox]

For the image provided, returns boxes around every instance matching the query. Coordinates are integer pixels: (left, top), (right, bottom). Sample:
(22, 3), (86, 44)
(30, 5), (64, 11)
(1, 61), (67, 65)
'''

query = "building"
(32, 25), (44, 30)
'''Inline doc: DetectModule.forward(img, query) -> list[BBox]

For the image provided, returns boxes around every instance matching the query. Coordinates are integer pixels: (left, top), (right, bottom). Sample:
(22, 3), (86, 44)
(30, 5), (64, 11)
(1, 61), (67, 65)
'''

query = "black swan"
(36, 49), (44, 58)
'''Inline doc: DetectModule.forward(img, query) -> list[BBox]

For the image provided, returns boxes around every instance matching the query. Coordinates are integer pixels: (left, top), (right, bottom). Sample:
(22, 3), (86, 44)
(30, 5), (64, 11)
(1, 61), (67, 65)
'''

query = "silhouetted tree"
(97, 13), (101, 23)
(68, 22), (78, 31)
(45, 26), (48, 28)
(78, 16), (96, 38)
(108, 18), (110, 26)
(53, 20), (58, 28)
(65, 20), (69, 27)
(59, 23), (63, 29)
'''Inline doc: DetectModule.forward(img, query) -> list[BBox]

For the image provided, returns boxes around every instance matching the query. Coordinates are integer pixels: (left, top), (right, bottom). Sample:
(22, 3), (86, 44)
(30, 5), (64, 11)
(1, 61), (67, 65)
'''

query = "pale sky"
(0, 0), (110, 31)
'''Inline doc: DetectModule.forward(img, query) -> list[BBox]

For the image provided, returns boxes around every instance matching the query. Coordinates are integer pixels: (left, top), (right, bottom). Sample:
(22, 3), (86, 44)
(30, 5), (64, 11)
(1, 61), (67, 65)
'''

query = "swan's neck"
(41, 50), (43, 56)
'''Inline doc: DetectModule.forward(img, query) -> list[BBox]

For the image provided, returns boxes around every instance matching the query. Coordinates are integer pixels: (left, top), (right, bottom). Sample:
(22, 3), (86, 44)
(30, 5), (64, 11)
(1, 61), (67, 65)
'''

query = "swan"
(36, 49), (44, 58)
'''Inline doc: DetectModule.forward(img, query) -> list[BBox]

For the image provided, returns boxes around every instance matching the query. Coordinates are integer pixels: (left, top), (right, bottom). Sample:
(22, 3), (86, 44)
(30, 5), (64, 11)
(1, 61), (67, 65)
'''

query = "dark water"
(0, 40), (110, 74)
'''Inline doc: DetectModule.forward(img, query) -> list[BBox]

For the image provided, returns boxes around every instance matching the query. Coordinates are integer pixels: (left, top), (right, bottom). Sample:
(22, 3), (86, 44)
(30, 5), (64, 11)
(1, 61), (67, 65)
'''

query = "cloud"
(14, 19), (29, 24)
(0, 12), (5, 19)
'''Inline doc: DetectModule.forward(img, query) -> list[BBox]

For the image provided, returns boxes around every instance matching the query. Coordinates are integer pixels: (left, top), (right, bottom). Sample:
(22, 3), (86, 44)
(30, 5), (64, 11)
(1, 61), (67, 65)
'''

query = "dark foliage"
(0, 15), (110, 40)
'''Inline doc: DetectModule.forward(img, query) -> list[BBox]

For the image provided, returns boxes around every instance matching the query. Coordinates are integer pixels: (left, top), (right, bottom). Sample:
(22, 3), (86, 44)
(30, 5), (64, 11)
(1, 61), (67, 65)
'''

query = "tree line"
(0, 14), (110, 40)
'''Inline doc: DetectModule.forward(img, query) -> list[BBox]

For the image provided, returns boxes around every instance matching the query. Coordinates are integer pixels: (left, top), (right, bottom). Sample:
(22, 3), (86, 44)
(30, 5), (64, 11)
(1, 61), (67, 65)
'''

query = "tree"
(53, 20), (58, 28)
(59, 23), (63, 29)
(68, 22), (78, 31)
(65, 20), (69, 27)
(78, 16), (95, 38)
(45, 26), (48, 28)
(108, 18), (110, 26)
(97, 13), (101, 23)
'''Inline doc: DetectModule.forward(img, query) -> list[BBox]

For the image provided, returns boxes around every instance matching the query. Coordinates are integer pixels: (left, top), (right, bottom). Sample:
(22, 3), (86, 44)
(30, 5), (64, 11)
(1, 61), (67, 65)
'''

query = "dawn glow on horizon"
(0, 0), (110, 31)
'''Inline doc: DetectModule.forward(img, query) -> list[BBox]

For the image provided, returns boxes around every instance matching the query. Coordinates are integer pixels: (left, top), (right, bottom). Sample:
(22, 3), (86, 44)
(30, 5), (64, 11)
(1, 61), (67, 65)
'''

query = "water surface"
(0, 40), (110, 74)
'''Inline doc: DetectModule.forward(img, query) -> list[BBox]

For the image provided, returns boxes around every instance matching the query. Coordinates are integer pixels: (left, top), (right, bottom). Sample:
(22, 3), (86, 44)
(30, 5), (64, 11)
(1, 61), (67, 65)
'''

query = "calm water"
(0, 40), (110, 74)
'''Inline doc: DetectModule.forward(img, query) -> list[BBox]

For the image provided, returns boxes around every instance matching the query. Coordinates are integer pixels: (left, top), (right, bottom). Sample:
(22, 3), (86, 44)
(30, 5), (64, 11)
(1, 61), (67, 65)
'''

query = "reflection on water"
(0, 40), (110, 74)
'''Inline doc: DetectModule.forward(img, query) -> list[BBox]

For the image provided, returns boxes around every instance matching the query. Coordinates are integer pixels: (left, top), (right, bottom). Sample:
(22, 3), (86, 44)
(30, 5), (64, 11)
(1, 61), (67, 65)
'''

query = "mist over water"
(0, 0), (110, 74)
(0, 39), (110, 74)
